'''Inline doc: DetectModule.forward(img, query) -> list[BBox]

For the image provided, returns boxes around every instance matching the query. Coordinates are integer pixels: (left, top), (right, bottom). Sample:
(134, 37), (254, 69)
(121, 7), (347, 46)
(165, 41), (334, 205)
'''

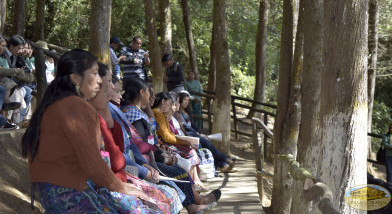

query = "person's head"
(22, 49), (100, 161)
(152, 92), (172, 113)
(0, 36), (7, 55)
(23, 42), (33, 58)
(169, 92), (180, 112)
(131, 36), (142, 51)
(111, 75), (122, 105)
(122, 78), (150, 108)
(89, 63), (113, 111)
(187, 71), (195, 81)
(162, 54), (174, 68)
(9, 35), (25, 56)
(147, 82), (155, 107)
(179, 92), (191, 110)
(110, 36), (124, 50)
(388, 124), (392, 134)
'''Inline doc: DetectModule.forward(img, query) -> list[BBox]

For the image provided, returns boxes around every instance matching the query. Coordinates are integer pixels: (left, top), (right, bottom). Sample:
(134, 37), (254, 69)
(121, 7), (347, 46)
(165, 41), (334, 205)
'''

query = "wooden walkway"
(181, 142), (266, 214)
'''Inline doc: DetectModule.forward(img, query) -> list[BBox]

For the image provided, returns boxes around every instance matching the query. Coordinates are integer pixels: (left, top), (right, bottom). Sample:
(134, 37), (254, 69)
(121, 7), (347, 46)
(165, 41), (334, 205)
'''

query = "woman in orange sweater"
(21, 49), (156, 213)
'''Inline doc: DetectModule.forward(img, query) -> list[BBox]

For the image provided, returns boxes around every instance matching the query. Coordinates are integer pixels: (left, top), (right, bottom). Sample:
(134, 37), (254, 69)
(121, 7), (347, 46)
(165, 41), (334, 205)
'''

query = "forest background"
(2, 0), (392, 141)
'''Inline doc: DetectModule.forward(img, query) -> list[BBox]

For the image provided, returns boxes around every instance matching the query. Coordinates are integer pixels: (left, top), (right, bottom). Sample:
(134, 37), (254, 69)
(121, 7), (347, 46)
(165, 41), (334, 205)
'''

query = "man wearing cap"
(120, 36), (150, 85)
(109, 36), (126, 79)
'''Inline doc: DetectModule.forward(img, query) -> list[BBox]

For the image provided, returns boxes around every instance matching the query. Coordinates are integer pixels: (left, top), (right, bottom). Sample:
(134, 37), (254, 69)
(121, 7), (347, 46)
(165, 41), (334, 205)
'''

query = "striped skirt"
(36, 180), (161, 214)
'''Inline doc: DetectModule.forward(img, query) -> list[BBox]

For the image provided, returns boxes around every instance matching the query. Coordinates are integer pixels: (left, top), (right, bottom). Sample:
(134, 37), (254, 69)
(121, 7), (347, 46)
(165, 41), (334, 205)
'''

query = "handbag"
(377, 142), (385, 163)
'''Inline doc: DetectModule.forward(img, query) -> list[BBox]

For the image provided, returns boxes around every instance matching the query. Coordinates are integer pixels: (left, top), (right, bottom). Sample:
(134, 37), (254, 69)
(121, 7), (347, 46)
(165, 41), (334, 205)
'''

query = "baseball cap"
(110, 36), (124, 46)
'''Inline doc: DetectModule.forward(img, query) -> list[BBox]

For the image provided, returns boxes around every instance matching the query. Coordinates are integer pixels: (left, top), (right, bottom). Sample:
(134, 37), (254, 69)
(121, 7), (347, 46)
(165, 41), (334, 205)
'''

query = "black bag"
(377, 143), (385, 163)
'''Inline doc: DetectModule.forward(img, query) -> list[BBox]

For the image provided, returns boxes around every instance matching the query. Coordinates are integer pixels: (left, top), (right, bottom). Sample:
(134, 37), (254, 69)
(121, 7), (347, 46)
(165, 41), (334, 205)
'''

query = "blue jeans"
(386, 156), (392, 183)
(0, 86), (7, 126)
(187, 131), (228, 168)
(20, 86), (33, 121)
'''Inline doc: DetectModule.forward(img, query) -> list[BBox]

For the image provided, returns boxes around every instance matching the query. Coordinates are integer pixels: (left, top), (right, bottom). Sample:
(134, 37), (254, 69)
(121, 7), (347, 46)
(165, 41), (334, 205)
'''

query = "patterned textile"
(165, 142), (200, 166)
(36, 181), (160, 214)
(156, 162), (196, 207)
(155, 184), (184, 213)
(122, 105), (157, 134)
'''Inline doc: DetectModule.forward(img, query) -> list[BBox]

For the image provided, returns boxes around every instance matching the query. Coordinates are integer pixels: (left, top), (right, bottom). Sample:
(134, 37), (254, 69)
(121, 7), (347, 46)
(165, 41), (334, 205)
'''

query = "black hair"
(162, 53), (173, 63)
(112, 75), (120, 85)
(98, 62), (108, 77)
(387, 124), (392, 135)
(146, 82), (154, 98)
(132, 36), (142, 42)
(9, 35), (25, 47)
(21, 49), (98, 161)
(178, 92), (192, 115)
(0, 35), (5, 43)
(121, 77), (147, 106)
(152, 92), (172, 109)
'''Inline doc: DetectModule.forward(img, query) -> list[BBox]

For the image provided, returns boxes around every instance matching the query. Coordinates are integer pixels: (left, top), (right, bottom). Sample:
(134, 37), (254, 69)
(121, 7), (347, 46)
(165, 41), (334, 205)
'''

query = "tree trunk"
(13, 0), (26, 36)
(144, 0), (164, 93)
(207, 23), (216, 92)
(159, 0), (172, 55)
(88, 0), (112, 66)
(247, 0), (269, 119)
(34, 48), (46, 105)
(367, 0), (378, 159)
(319, 0), (368, 212)
(290, 0), (323, 213)
(211, 0), (231, 154)
(0, 0), (6, 34)
(181, 0), (199, 79)
(271, 0), (294, 212)
(34, 0), (46, 41)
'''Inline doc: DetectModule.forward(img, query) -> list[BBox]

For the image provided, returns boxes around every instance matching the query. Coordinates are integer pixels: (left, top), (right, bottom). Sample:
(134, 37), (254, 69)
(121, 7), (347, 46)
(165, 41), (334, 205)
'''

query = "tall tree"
(35, 0), (46, 41)
(145, 0), (164, 93)
(13, 0), (26, 36)
(290, 0), (323, 212)
(211, 0), (231, 154)
(159, 0), (172, 55)
(319, 0), (368, 211)
(206, 22), (216, 92)
(271, 0), (294, 212)
(247, 0), (269, 118)
(367, 0), (378, 158)
(0, 0), (5, 34)
(181, 0), (199, 79)
(88, 0), (112, 66)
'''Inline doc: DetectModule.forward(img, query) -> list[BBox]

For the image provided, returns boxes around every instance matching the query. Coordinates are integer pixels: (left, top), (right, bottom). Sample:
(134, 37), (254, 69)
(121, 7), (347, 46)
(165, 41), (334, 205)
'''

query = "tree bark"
(0, 0), (6, 34)
(159, 0), (172, 55)
(211, 0), (231, 154)
(207, 22), (216, 92)
(247, 0), (269, 118)
(271, 0), (294, 212)
(13, 0), (26, 36)
(145, 0), (164, 93)
(34, 0), (46, 41)
(181, 0), (199, 79)
(290, 0), (322, 212)
(34, 48), (46, 105)
(88, 0), (112, 66)
(319, 0), (368, 212)
(367, 0), (378, 159)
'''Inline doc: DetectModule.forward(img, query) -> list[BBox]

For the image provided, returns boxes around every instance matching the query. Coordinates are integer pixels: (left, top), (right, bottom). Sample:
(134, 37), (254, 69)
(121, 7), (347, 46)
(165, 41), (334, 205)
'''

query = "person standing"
(120, 36), (150, 85)
(109, 36), (126, 79)
(162, 54), (185, 93)
(185, 70), (203, 129)
(383, 124), (392, 183)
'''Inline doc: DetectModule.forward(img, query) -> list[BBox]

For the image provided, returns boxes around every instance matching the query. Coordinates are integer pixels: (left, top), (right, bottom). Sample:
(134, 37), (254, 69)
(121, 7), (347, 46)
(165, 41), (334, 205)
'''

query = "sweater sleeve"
(61, 100), (124, 193)
(153, 109), (181, 145)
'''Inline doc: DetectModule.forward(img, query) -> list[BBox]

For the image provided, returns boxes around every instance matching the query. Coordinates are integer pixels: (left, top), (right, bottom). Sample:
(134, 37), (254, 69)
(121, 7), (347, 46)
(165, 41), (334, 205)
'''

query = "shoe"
(211, 189), (221, 202)
(190, 202), (217, 214)
(0, 122), (19, 130)
(2, 102), (21, 111)
(194, 184), (210, 193)
(220, 165), (238, 173)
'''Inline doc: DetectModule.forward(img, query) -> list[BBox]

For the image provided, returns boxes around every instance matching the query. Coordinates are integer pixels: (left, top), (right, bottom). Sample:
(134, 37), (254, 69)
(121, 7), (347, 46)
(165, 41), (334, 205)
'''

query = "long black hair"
(178, 92), (192, 115)
(152, 92), (172, 109)
(121, 77), (147, 106)
(21, 49), (98, 161)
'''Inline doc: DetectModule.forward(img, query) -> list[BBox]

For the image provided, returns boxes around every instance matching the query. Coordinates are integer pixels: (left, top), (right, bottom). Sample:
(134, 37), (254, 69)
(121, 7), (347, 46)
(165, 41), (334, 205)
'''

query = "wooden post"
(207, 97), (212, 134)
(231, 96), (238, 139)
(264, 114), (268, 158)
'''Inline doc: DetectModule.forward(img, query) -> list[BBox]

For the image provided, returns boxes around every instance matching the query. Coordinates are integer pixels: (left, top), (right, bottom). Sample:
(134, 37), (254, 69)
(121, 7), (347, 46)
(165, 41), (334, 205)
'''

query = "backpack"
(198, 148), (216, 180)
(377, 141), (385, 163)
